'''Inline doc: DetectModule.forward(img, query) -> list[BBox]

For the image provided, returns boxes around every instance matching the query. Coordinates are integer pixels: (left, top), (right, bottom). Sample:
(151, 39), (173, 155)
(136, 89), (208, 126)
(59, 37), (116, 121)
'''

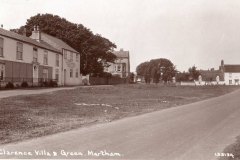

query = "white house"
(220, 60), (240, 85)
(105, 48), (130, 78)
(0, 26), (82, 86)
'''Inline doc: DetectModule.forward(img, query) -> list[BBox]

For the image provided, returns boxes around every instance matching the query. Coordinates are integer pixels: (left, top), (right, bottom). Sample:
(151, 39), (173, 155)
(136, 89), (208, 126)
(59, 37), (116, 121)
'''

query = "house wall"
(224, 72), (240, 85)
(0, 35), (62, 85)
(105, 57), (130, 78)
(62, 49), (81, 85)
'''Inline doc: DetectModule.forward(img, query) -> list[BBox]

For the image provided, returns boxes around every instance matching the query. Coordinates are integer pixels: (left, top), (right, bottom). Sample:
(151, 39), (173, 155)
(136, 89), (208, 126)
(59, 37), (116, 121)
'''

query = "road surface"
(1, 89), (240, 160)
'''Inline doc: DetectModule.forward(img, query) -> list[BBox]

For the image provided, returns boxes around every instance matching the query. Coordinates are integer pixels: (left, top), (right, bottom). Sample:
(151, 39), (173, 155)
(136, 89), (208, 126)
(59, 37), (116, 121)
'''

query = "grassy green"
(0, 84), (239, 144)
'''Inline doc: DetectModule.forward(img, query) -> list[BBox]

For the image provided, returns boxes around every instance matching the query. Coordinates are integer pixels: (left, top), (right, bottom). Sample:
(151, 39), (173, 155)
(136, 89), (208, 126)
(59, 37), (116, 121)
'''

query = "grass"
(0, 84), (239, 144)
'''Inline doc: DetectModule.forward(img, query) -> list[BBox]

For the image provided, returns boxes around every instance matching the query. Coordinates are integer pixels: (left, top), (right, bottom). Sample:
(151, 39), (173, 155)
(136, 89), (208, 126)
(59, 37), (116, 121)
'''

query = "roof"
(113, 49), (129, 58)
(224, 65), (240, 73)
(199, 70), (224, 81)
(0, 28), (60, 53)
(41, 33), (79, 54)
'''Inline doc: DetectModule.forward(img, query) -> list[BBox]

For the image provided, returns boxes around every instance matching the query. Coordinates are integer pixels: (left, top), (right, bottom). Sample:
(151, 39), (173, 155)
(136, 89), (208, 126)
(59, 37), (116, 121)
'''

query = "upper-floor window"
(70, 69), (73, 78)
(64, 50), (67, 59)
(33, 47), (38, 62)
(0, 37), (3, 57)
(43, 50), (48, 65)
(56, 54), (59, 67)
(16, 42), (23, 60)
(76, 54), (79, 62)
(70, 52), (73, 61)
(229, 73), (232, 78)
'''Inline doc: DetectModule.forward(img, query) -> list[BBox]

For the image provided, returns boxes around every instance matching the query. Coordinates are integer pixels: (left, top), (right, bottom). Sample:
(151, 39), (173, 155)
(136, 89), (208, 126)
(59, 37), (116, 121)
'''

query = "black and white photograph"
(0, 0), (240, 159)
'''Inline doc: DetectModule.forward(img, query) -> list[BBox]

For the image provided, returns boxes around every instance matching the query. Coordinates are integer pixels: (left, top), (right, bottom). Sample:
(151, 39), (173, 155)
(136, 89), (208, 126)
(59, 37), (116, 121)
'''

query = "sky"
(1, 0), (240, 72)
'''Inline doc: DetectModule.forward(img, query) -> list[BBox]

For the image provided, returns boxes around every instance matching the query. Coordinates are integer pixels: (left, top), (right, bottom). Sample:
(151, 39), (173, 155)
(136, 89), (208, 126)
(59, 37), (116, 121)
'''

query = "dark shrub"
(21, 81), (29, 88)
(5, 82), (14, 89)
(49, 80), (58, 87)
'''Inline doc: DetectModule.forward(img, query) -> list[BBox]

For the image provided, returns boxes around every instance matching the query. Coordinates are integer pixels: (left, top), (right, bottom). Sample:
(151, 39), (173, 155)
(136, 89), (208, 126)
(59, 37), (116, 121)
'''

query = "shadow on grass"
(220, 135), (240, 160)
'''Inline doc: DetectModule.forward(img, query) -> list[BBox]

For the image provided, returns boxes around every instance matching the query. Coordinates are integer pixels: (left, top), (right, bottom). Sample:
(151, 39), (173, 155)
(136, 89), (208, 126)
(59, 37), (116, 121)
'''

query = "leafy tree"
(136, 58), (176, 83)
(188, 65), (200, 81)
(11, 13), (117, 75)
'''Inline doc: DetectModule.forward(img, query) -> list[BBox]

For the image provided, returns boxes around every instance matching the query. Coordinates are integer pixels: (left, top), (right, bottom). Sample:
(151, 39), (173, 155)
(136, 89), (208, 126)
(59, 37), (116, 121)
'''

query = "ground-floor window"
(0, 64), (5, 81)
(229, 80), (232, 85)
(43, 68), (48, 81)
(76, 69), (79, 78)
(55, 69), (59, 82)
(70, 69), (73, 78)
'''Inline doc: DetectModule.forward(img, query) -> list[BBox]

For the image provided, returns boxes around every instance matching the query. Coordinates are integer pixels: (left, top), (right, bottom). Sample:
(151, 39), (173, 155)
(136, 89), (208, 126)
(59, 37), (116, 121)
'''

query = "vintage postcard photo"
(0, 0), (240, 159)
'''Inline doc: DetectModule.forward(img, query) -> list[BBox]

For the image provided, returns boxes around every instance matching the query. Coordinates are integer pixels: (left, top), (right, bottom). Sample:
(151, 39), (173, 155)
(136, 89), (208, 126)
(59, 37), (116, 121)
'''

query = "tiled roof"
(41, 33), (79, 53)
(199, 70), (224, 81)
(113, 50), (129, 58)
(224, 65), (240, 73)
(0, 28), (61, 53)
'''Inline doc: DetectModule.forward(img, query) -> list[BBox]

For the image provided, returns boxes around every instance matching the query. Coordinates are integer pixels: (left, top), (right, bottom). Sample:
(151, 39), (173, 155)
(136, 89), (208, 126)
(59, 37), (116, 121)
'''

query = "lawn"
(0, 84), (239, 144)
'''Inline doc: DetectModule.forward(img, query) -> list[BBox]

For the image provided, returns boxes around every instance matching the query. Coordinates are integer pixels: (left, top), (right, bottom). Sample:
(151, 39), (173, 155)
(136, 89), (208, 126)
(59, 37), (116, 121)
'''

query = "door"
(33, 65), (38, 84)
(64, 69), (66, 86)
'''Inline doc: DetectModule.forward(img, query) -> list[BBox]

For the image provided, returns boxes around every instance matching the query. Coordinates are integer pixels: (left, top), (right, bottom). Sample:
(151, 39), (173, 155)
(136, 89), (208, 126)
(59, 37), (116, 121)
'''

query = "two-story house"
(105, 48), (130, 78)
(30, 29), (81, 85)
(0, 26), (82, 86)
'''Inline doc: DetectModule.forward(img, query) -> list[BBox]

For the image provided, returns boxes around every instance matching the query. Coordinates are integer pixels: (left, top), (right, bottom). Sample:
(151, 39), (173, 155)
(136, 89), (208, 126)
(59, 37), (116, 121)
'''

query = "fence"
(89, 77), (127, 85)
(0, 77), (58, 88)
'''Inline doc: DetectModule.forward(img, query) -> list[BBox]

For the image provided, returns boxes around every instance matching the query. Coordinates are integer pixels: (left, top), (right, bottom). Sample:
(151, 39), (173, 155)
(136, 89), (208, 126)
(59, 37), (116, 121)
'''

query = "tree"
(188, 65), (200, 81)
(11, 13), (117, 75)
(136, 58), (177, 83)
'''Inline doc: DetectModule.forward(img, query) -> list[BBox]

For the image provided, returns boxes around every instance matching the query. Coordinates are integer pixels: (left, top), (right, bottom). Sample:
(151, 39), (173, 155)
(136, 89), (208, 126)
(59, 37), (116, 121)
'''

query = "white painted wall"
(0, 35), (63, 85)
(62, 49), (81, 85)
(224, 72), (240, 85)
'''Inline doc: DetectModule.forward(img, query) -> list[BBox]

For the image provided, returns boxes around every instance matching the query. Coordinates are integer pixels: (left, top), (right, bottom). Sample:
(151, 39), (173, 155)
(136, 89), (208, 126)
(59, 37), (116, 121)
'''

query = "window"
(0, 37), (3, 57)
(33, 47), (38, 62)
(43, 50), (48, 65)
(64, 50), (67, 59)
(56, 54), (59, 67)
(70, 52), (73, 61)
(76, 69), (79, 78)
(122, 63), (126, 72)
(16, 42), (23, 60)
(229, 73), (232, 78)
(117, 65), (121, 72)
(0, 64), (5, 81)
(70, 69), (73, 78)
(43, 68), (48, 81)
(76, 54), (79, 62)
(229, 80), (232, 85)
(55, 69), (59, 82)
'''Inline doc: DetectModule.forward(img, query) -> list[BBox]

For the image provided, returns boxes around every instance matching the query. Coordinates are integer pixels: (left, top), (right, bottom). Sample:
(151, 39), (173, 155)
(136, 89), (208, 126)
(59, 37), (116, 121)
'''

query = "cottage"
(0, 26), (81, 86)
(105, 48), (130, 78)
(220, 60), (240, 85)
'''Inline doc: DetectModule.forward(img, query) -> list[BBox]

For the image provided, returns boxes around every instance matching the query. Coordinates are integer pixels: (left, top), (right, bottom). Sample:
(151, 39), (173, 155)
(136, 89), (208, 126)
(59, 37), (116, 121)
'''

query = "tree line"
(136, 58), (200, 83)
(11, 13), (117, 76)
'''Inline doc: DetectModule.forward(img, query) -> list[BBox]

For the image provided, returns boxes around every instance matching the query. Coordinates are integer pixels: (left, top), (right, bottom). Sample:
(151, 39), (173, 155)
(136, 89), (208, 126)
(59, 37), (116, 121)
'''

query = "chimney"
(220, 60), (224, 72)
(1, 24), (3, 28)
(23, 27), (27, 36)
(31, 25), (41, 42)
(221, 60), (224, 66)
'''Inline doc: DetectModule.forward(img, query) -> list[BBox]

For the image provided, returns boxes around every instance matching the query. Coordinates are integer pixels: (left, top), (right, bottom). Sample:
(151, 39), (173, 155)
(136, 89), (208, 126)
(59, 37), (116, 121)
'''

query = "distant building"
(105, 48), (130, 78)
(196, 60), (240, 85)
(220, 60), (240, 85)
